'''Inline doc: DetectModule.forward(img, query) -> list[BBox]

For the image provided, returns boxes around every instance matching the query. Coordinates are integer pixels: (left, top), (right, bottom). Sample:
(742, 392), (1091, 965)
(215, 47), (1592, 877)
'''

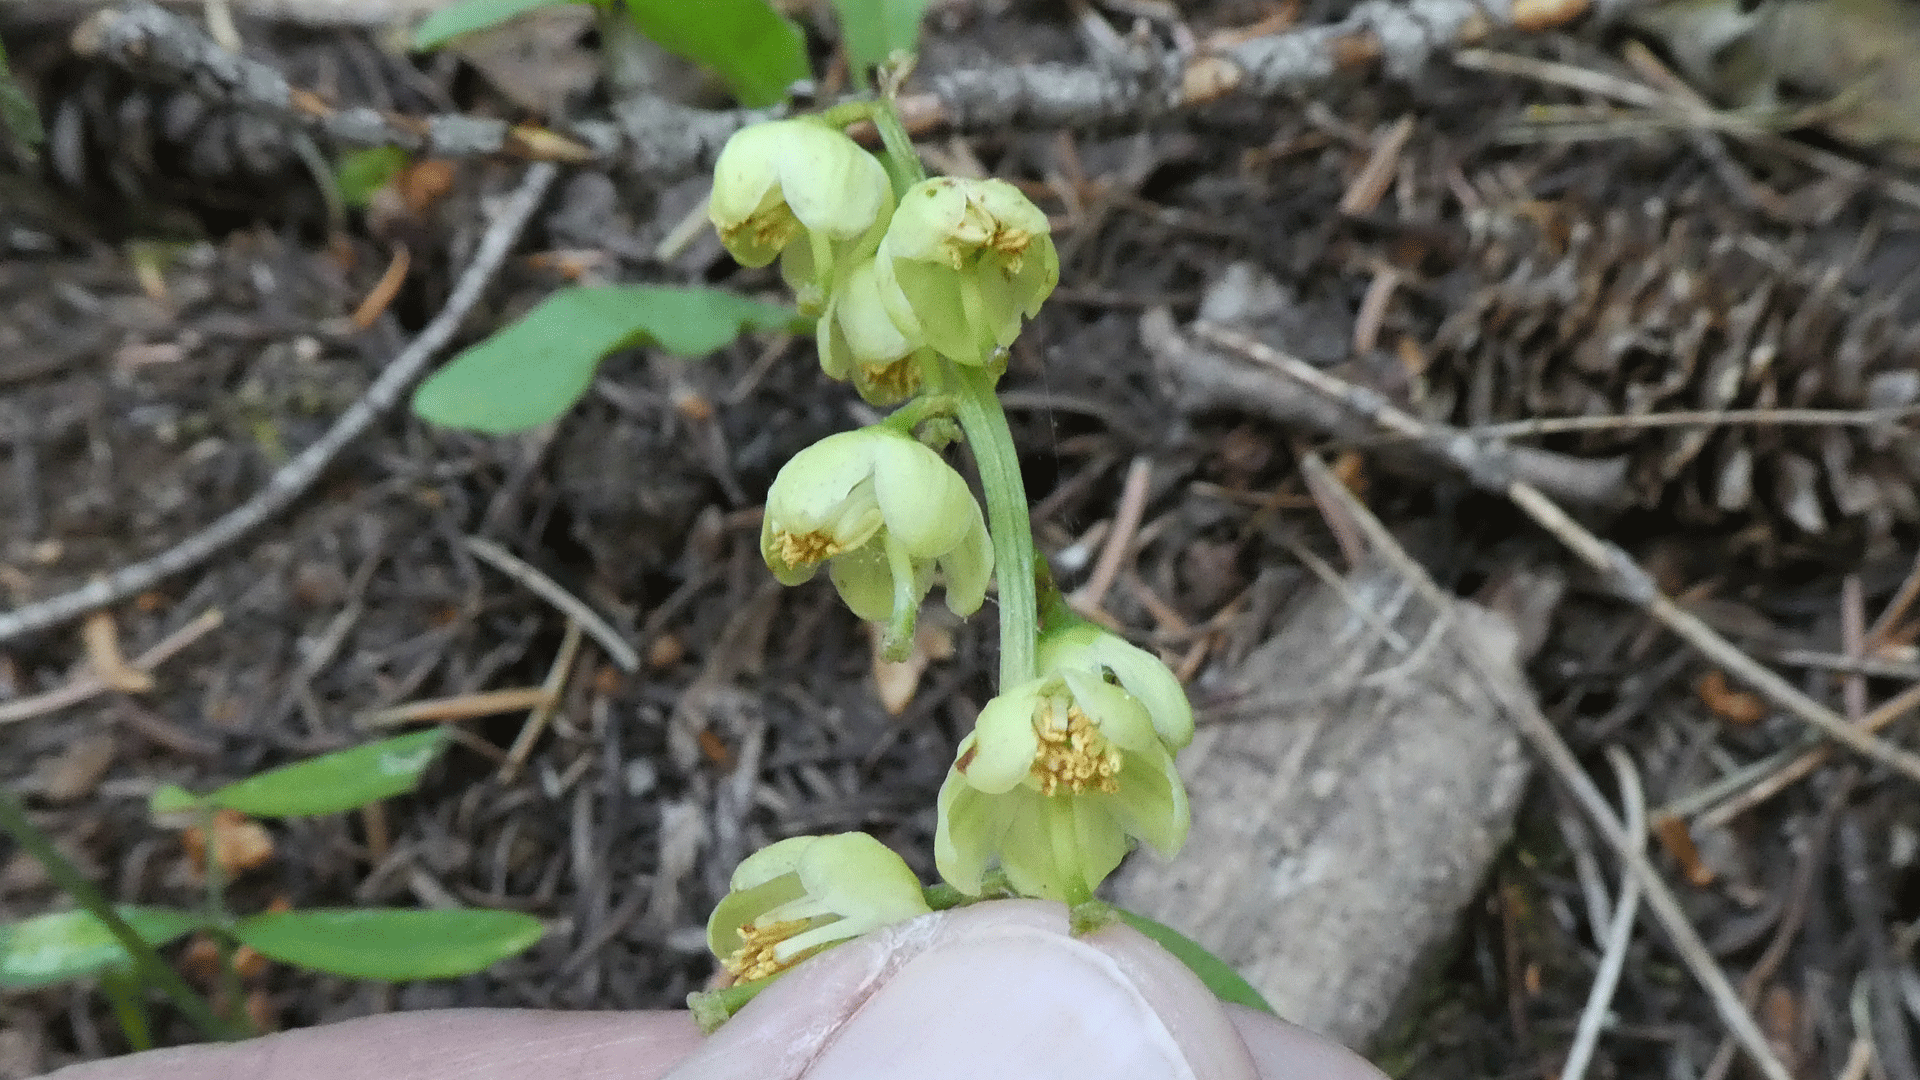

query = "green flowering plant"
(691, 77), (1245, 1026)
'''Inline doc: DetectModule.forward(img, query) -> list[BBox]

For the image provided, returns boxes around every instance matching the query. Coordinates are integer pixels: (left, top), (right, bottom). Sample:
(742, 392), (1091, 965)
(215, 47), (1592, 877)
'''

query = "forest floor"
(4, 0), (1920, 1076)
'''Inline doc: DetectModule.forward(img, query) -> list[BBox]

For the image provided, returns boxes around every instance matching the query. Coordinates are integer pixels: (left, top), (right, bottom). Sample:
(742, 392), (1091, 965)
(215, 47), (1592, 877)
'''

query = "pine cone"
(1408, 195), (1920, 547)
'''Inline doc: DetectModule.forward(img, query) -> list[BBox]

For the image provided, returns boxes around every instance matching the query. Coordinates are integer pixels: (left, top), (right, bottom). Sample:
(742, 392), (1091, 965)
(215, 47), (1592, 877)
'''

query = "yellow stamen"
(859, 358), (922, 401)
(774, 529), (842, 568)
(722, 917), (814, 982)
(1031, 703), (1122, 796)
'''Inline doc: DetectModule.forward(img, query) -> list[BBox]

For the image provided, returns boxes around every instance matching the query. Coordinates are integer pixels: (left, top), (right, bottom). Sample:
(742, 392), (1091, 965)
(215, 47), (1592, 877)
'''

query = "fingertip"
(43, 1010), (705, 1080)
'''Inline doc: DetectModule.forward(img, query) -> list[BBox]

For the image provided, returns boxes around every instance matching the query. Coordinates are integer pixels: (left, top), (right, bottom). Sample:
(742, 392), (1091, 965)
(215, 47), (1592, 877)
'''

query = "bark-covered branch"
(74, 0), (1616, 183)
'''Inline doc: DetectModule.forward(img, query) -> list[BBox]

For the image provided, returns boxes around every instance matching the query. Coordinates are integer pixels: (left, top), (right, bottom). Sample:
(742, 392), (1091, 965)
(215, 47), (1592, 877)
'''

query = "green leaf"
(232, 909), (544, 981)
(1, 40), (45, 160)
(1112, 908), (1275, 1015)
(196, 729), (452, 818)
(0, 907), (202, 990)
(335, 146), (410, 209)
(829, 0), (930, 81)
(626, 0), (809, 107)
(413, 285), (803, 434)
(147, 783), (204, 816)
(413, 0), (580, 50)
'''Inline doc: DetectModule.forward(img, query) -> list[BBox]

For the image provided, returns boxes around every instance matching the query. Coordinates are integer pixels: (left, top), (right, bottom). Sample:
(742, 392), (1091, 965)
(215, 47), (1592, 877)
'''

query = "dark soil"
(3, 1), (1920, 1077)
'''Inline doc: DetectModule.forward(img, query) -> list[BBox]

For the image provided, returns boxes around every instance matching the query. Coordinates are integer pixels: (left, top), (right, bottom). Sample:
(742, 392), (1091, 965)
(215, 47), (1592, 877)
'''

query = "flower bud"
(708, 833), (931, 983)
(709, 120), (893, 285)
(935, 670), (1189, 902)
(761, 429), (993, 628)
(877, 177), (1059, 366)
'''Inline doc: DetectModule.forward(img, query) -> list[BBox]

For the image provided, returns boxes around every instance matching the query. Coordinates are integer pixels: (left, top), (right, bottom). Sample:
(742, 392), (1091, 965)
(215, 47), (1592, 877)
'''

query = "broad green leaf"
(829, 0), (930, 81)
(413, 0), (579, 50)
(626, 0), (808, 107)
(413, 285), (802, 434)
(0, 41), (44, 159)
(194, 729), (451, 818)
(335, 146), (410, 209)
(0, 907), (202, 990)
(233, 909), (544, 980)
(1112, 908), (1275, 1015)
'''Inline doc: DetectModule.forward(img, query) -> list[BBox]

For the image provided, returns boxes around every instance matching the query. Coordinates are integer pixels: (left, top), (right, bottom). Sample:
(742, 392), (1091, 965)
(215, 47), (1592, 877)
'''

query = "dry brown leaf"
(82, 611), (153, 693)
(1697, 668), (1768, 724)
(1654, 813), (1717, 887)
(182, 809), (276, 877)
(32, 734), (117, 803)
(445, 5), (599, 118)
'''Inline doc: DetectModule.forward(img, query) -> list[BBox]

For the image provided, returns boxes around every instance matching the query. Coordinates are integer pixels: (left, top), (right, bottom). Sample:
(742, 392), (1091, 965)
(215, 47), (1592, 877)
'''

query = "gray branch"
(74, 0), (1625, 183)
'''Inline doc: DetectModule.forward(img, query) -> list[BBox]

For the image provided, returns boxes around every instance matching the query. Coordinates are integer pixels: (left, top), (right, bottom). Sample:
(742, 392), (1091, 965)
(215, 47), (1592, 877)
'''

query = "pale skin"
(47, 903), (1388, 1080)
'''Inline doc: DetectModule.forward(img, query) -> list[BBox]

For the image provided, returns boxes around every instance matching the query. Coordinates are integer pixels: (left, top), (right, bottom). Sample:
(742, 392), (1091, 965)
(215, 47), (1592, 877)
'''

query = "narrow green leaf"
(0, 40), (45, 159)
(413, 285), (802, 434)
(335, 146), (410, 209)
(625, 0), (809, 107)
(1112, 908), (1276, 1015)
(148, 783), (204, 817)
(0, 907), (202, 990)
(829, 0), (930, 81)
(200, 729), (451, 819)
(413, 0), (580, 50)
(233, 909), (545, 981)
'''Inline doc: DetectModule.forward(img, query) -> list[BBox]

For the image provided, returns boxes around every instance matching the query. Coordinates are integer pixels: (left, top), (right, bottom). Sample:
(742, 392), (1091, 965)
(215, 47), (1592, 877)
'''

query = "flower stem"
(948, 361), (1038, 688)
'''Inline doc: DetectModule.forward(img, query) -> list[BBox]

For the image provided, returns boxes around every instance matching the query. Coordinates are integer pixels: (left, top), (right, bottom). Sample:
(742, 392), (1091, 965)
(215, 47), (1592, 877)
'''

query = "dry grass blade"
(500, 620), (582, 782)
(1562, 746), (1647, 1080)
(1071, 455), (1153, 614)
(464, 536), (639, 672)
(358, 687), (554, 728)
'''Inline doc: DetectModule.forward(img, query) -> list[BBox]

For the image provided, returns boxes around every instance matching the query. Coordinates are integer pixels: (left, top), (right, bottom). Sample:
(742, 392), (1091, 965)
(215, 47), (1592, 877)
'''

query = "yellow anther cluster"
(1030, 704), (1122, 796)
(774, 529), (842, 569)
(721, 917), (815, 982)
(859, 357), (922, 401)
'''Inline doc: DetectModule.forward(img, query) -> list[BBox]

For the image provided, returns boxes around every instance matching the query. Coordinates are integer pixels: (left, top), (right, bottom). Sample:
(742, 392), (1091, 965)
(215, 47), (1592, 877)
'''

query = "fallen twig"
(463, 537), (639, 673)
(1457, 404), (1920, 441)
(0, 609), (223, 725)
(1295, 452), (1792, 1080)
(0, 163), (558, 645)
(1196, 321), (1920, 786)
(78, 0), (1614, 182)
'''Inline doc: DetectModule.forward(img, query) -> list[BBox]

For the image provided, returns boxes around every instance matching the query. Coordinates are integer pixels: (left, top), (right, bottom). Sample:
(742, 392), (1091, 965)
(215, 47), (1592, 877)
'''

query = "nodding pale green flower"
(877, 176), (1059, 367)
(761, 428), (992, 626)
(708, 833), (931, 983)
(708, 120), (892, 298)
(1036, 624), (1194, 752)
(817, 258), (923, 405)
(935, 669), (1189, 903)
